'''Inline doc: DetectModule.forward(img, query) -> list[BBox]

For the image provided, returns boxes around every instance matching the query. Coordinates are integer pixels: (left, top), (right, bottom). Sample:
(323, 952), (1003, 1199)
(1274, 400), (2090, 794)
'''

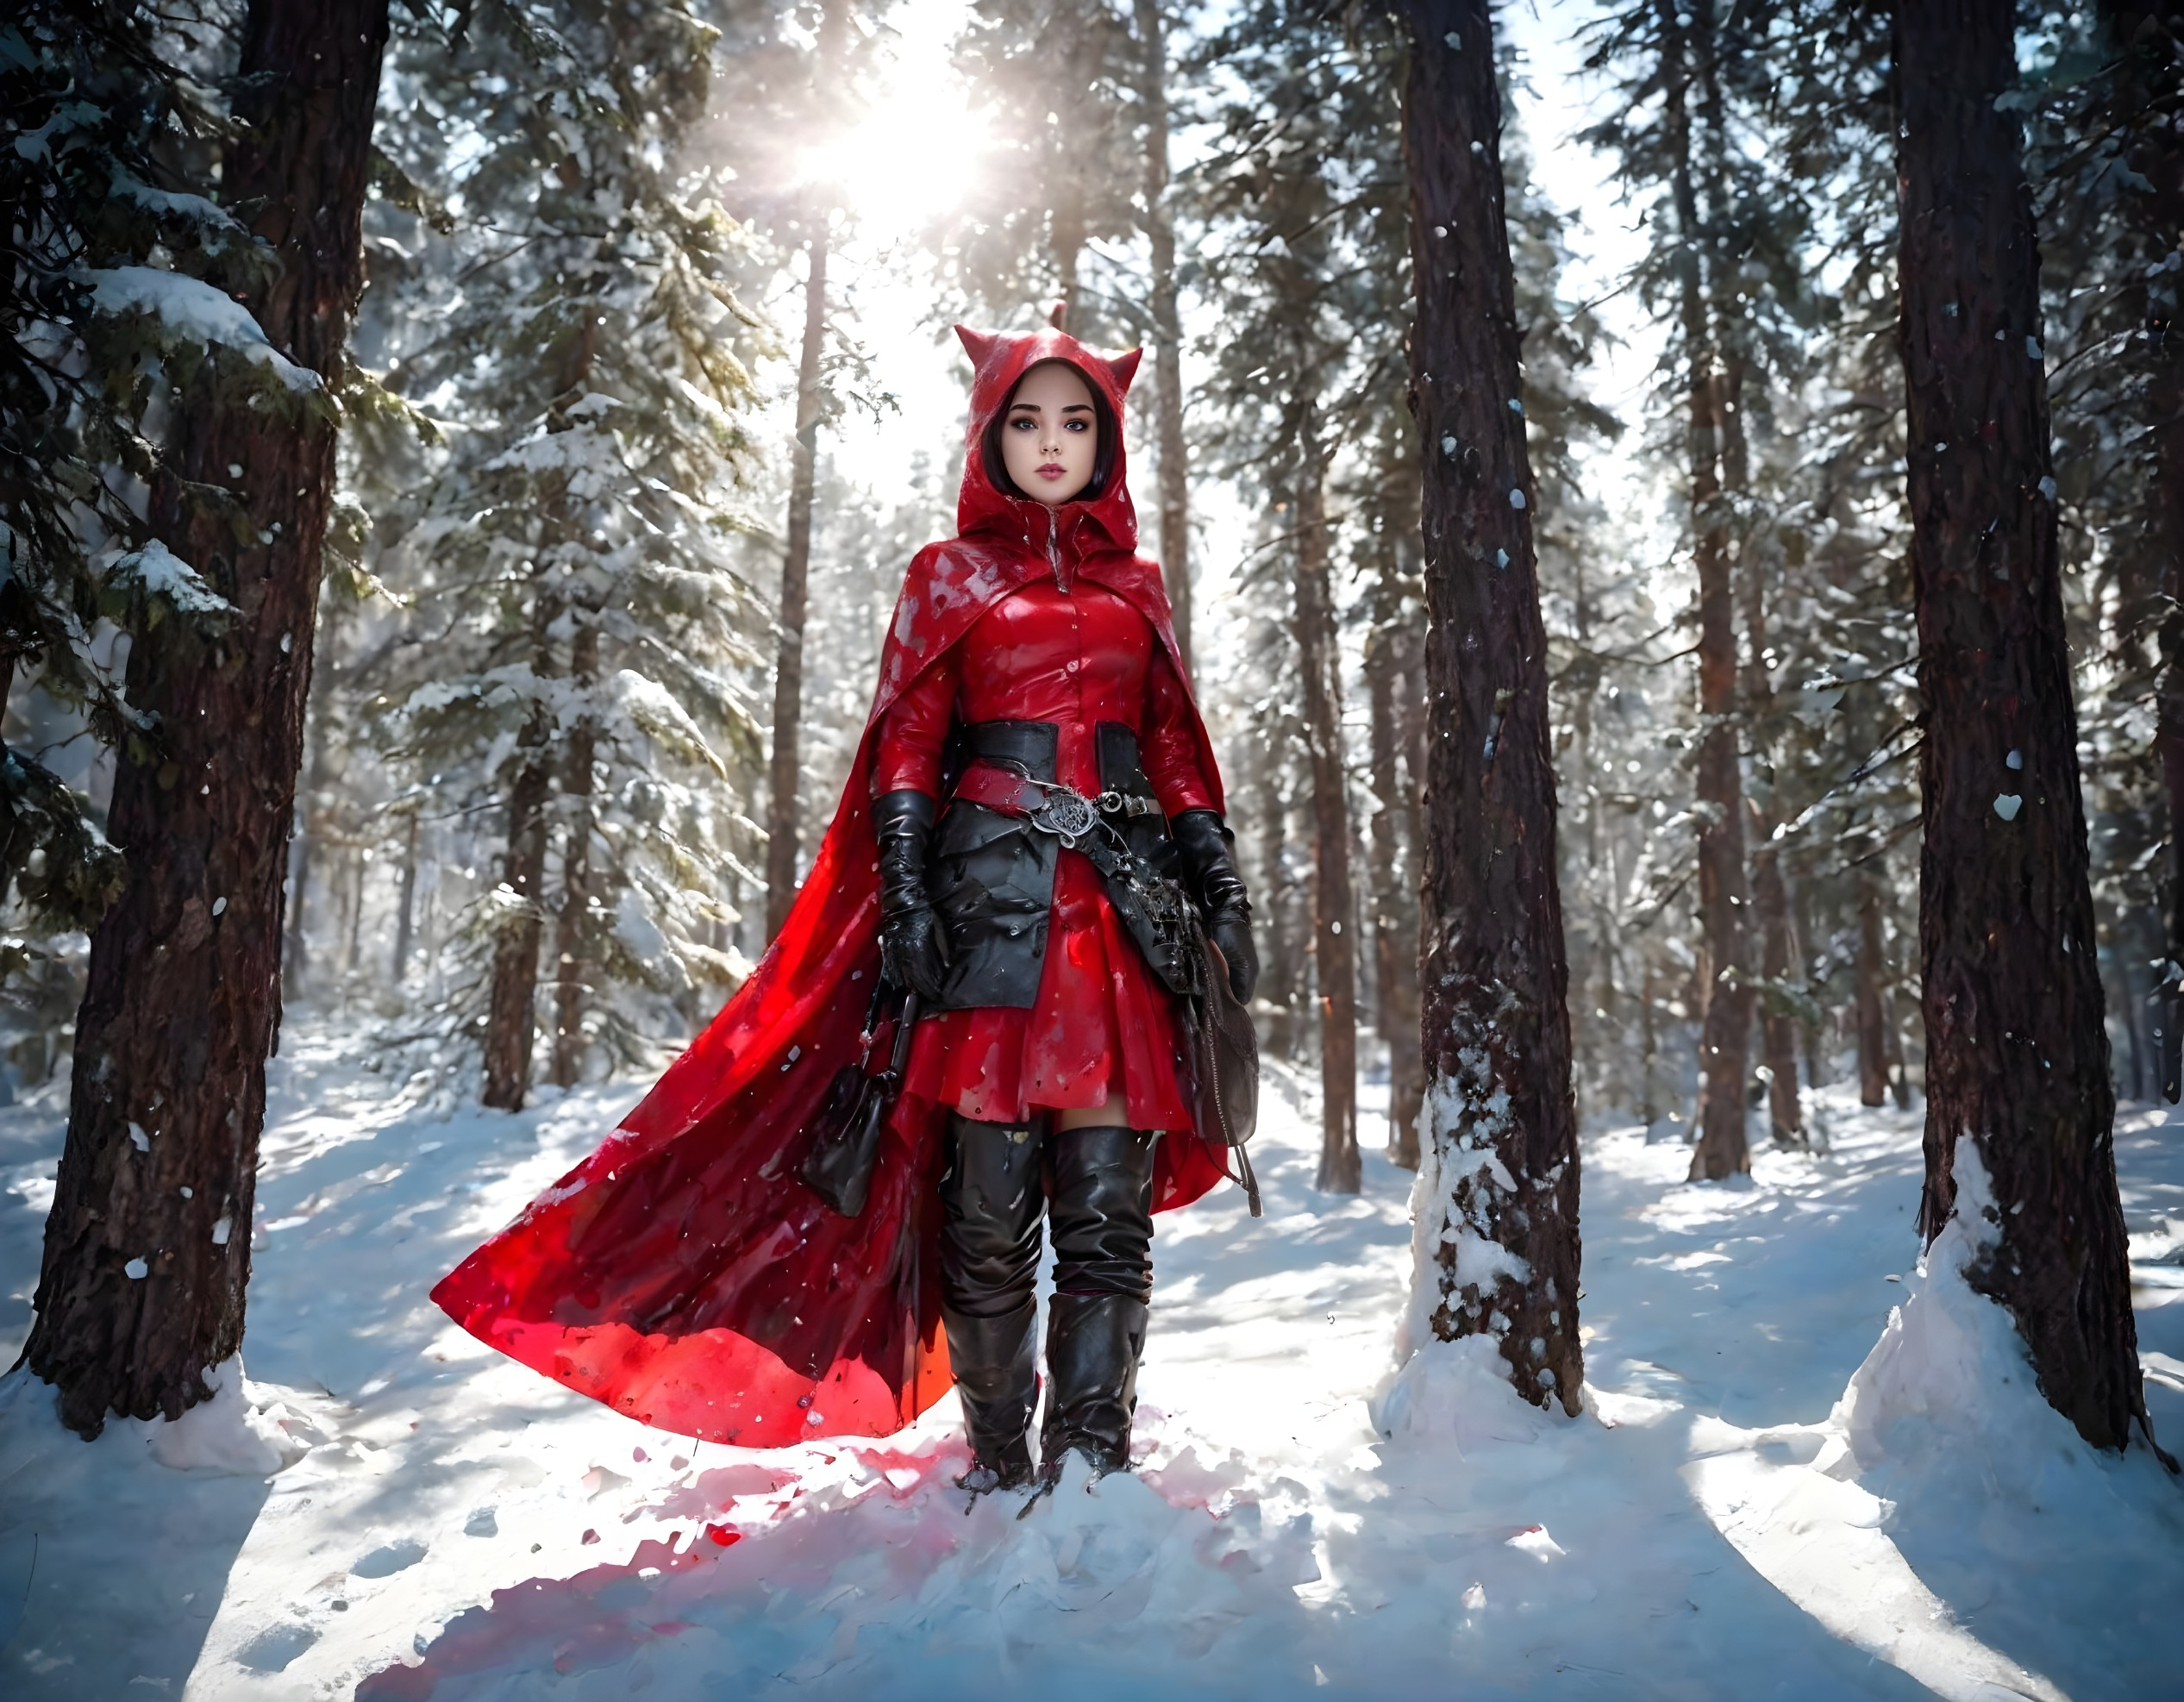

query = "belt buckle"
(1028, 784), (1098, 848)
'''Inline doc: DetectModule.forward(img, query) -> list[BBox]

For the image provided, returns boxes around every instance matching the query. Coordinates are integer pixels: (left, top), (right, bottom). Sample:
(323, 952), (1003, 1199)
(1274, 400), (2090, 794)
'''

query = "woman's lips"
(1036, 465), (1067, 480)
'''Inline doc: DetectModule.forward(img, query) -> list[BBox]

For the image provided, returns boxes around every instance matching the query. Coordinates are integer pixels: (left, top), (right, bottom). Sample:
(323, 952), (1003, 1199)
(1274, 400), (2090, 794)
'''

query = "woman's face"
(999, 360), (1099, 505)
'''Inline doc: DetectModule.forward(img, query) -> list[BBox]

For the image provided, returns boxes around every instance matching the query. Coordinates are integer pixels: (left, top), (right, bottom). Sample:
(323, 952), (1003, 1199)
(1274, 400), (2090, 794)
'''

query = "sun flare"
(798, 0), (988, 241)
(799, 87), (989, 235)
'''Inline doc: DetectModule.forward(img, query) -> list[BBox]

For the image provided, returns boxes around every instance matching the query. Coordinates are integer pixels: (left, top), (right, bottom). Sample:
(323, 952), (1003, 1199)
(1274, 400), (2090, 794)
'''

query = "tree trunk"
(766, 222), (829, 941)
(392, 810), (418, 984)
(283, 610), (337, 998)
(1717, 181), (1802, 1148)
(1370, 418), (1426, 1168)
(1368, 623), (1424, 1169)
(1253, 738), (1295, 1058)
(2118, 948), (2148, 1104)
(1050, 184), (1087, 329)
(552, 618), (598, 1087)
(479, 355), (590, 1110)
(23, 0), (391, 1437)
(1294, 405), (1360, 1194)
(1882, 973), (1912, 1110)
(2103, 2), (2184, 1102)
(343, 846), (365, 973)
(1741, 531), (1803, 1144)
(481, 688), (552, 1109)
(1748, 812), (1802, 1142)
(1134, 0), (1192, 673)
(1669, 0), (1752, 1181)
(1895, 0), (2157, 1457)
(481, 226), (601, 1108)
(1855, 867), (1889, 1105)
(1398, 0), (1582, 1413)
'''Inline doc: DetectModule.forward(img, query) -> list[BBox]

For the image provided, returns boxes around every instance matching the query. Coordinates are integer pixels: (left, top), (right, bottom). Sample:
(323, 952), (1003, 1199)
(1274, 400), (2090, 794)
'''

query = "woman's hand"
(1206, 910), (1258, 1004)
(872, 790), (951, 1001)
(1170, 810), (1258, 1004)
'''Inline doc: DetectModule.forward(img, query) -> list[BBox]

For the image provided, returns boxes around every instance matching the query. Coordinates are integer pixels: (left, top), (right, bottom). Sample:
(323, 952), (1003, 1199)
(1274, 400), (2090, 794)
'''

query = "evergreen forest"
(3, 1), (2183, 1694)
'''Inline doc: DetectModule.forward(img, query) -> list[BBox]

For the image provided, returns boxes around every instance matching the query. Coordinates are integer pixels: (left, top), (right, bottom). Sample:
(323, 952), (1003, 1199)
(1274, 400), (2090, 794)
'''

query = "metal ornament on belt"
(1027, 783), (1100, 848)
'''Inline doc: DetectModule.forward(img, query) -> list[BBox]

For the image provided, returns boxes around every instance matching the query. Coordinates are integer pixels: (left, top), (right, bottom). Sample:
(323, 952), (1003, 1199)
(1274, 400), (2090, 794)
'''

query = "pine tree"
(1359, 406), (1426, 1167)
(24, 0), (391, 1436)
(1893, 0), (2160, 1457)
(1, 3), (226, 975)
(757, 0), (860, 941)
(953, 0), (1144, 339)
(1397, 0), (1581, 1413)
(1194, 0), (1414, 1193)
(1130, 0), (1196, 671)
(360, 0), (770, 1107)
(2027, 3), (2184, 1101)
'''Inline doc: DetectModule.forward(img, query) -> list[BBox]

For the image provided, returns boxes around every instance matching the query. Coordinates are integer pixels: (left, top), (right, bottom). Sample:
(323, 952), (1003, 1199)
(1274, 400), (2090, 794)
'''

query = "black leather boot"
(937, 1113), (1045, 1491)
(1040, 1292), (1150, 1476)
(942, 1300), (1036, 1490)
(1038, 1124), (1156, 1481)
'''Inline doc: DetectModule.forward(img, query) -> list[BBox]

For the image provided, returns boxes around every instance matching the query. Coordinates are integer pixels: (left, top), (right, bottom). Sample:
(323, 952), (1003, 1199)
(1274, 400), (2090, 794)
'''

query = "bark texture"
(24, 0), (391, 1436)
(392, 808), (418, 983)
(765, 222), (829, 940)
(1399, 0), (1582, 1412)
(551, 618), (599, 1087)
(282, 607), (337, 996)
(482, 228), (603, 1107)
(1895, 0), (2156, 1456)
(1368, 622), (1424, 1169)
(2104, 0), (2184, 1102)
(1742, 545), (1802, 1143)
(1253, 748), (1296, 1058)
(1294, 406), (1360, 1193)
(1134, 0), (1192, 674)
(480, 685), (552, 1109)
(1669, 0), (1752, 1181)
(1855, 865), (1892, 1108)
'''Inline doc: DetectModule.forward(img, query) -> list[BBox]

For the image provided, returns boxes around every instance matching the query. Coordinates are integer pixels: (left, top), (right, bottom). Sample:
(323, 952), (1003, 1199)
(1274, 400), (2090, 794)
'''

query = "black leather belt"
(961, 719), (1058, 782)
(952, 762), (1161, 849)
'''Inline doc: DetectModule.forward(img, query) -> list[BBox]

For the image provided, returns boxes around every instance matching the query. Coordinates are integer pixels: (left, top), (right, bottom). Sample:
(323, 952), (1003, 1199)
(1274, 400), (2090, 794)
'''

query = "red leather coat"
(431, 327), (1231, 1448)
(879, 575), (1217, 1129)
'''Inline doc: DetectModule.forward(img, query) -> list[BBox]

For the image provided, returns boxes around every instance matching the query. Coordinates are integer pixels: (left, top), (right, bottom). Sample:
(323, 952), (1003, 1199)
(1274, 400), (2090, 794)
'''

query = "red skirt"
(902, 847), (1196, 1132)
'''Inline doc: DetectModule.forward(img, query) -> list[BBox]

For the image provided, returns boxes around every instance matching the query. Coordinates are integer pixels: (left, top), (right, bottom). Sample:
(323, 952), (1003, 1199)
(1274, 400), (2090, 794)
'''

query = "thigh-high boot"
(937, 1112), (1045, 1489)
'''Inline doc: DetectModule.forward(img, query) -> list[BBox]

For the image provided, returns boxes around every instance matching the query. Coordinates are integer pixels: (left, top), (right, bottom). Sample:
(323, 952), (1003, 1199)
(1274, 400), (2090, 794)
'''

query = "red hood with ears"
(954, 324), (1145, 558)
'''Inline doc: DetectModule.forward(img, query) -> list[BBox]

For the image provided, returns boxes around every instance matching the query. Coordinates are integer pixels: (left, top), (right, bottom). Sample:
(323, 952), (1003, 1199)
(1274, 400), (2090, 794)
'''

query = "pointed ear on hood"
(954, 325), (998, 372)
(1105, 348), (1143, 395)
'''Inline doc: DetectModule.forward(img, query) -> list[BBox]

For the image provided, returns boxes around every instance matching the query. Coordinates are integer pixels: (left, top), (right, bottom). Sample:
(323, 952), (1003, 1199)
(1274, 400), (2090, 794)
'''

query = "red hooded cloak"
(430, 327), (1231, 1447)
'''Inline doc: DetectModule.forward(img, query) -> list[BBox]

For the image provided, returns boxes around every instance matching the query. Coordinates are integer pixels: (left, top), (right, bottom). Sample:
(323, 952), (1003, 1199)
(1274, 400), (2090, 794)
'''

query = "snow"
(2, 1032), (2181, 1697)
(109, 174), (252, 246)
(103, 538), (236, 617)
(87, 266), (321, 394)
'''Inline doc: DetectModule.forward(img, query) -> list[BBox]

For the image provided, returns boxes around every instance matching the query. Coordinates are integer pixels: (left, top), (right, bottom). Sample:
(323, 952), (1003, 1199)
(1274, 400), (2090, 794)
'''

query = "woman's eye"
(1065, 419), (1088, 432)
(1011, 416), (1036, 430)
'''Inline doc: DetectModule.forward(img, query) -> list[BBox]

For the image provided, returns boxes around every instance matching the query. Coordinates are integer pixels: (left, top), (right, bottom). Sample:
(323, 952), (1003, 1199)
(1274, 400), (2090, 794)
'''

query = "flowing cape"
(432, 327), (1230, 1446)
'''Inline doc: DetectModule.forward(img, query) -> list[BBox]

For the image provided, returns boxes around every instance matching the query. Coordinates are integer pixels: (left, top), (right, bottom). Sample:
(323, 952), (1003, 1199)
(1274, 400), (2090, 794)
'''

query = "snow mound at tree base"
(1682, 1139), (2179, 1702)
(0, 1355), (331, 1477)
(1367, 1330), (1564, 1454)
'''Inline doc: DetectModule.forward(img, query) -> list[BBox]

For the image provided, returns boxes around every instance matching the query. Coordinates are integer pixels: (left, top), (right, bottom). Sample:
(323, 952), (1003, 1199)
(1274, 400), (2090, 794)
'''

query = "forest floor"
(3, 1023), (2183, 1700)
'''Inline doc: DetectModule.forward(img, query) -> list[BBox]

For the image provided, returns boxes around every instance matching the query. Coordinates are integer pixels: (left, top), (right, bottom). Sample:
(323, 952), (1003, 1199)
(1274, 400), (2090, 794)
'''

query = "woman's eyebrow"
(1060, 403), (1093, 413)
(1007, 400), (1042, 413)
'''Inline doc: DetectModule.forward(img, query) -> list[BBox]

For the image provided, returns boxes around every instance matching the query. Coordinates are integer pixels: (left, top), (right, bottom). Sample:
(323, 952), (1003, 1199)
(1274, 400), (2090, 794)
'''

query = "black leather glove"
(1171, 808), (1258, 1004)
(873, 789), (949, 1002)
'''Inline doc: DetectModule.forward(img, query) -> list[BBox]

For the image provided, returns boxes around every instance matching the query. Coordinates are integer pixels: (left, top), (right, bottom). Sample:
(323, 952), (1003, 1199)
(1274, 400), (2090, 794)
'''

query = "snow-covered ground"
(3, 1026), (2181, 1699)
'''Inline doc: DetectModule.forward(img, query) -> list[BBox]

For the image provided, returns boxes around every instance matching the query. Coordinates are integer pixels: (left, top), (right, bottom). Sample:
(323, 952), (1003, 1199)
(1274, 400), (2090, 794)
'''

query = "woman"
(434, 321), (1255, 1496)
